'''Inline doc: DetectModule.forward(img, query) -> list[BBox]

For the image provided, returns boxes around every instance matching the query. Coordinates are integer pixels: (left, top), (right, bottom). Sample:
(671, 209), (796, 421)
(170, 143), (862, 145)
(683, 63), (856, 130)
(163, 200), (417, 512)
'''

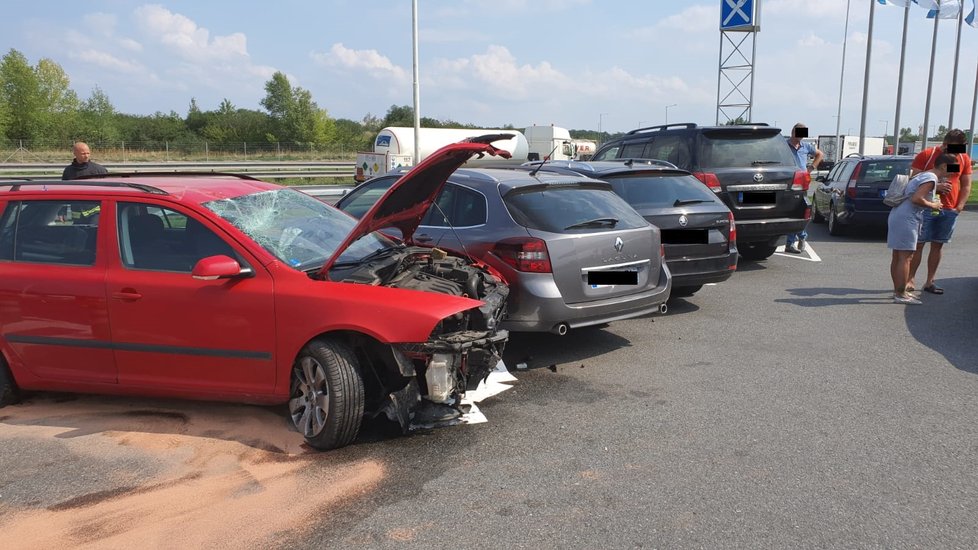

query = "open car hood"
(319, 135), (512, 277)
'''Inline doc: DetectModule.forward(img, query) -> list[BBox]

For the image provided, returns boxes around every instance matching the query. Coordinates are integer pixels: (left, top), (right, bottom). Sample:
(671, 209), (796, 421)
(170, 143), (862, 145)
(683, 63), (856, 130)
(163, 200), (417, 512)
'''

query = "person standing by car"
(62, 141), (108, 180)
(784, 123), (823, 254)
(907, 129), (972, 295)
(888, 154), (954, 305)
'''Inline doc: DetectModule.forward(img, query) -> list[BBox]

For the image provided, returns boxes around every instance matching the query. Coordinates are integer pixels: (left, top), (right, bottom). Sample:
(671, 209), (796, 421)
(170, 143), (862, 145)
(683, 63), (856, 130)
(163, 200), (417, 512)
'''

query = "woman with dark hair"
(887, 153), (955, 304)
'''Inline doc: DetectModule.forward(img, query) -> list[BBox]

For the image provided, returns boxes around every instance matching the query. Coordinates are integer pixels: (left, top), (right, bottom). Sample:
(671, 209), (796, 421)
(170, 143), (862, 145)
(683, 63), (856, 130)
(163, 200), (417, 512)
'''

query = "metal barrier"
(0, 161), (356, 180)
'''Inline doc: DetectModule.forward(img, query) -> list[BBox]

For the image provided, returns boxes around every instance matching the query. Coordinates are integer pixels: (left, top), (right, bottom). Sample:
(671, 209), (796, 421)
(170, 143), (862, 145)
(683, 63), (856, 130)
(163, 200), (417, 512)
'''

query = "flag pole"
(970, 54), (978, 157)
(949, 0), (964, 127)
(893, 1), (911, 154)
(922, 1), (941, 150)
(835, 0), (852, 161)
(858, 0), (877, 155)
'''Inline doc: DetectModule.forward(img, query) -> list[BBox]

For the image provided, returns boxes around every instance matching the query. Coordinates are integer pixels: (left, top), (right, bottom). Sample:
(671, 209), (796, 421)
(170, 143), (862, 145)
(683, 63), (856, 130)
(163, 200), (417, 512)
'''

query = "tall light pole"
(665, 104), (677, 125)
(599, 113), (609, 133)
(411, 0), (420, 164)
(834, 0), (851, 161)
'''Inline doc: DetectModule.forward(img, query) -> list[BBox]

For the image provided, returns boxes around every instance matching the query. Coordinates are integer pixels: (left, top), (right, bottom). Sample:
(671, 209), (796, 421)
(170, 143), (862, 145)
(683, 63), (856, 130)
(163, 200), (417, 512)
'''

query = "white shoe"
(893, 294), (922, 305)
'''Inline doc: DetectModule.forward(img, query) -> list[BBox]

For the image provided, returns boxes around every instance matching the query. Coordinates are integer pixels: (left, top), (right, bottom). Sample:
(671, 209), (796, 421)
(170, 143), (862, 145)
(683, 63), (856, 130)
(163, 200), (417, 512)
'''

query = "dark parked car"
(520, 159), (737, 297)
(591, 123), (811, 261)
(336, 163), (672, 335)
(811, 155), (913, 235)
(0, 139), (512, 451)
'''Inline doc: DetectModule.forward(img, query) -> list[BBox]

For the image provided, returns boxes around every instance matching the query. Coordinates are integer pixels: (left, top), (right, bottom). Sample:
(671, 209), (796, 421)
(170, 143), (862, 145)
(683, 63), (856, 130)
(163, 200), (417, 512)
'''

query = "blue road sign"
(721, 0), (755, 30)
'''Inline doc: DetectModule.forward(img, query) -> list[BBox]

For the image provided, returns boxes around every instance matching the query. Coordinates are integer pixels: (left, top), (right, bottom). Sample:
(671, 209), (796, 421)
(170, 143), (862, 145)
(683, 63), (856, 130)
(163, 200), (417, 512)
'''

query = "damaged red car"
(0, 138), (511, 450)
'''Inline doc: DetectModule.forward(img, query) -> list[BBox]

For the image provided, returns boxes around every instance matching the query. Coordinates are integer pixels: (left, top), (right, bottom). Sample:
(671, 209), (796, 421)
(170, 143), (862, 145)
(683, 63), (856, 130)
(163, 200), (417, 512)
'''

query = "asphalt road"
(2, 212), (977, 548)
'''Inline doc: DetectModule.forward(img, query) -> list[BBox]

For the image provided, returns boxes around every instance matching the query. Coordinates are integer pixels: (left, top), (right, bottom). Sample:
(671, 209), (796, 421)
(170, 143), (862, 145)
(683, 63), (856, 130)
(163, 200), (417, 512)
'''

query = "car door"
(815, 162), (843, 213)
(830, 161), (857, 215)
(0, 198), (116, 384)
(105, 200), (278, 395)
(412, 183), (491, 253)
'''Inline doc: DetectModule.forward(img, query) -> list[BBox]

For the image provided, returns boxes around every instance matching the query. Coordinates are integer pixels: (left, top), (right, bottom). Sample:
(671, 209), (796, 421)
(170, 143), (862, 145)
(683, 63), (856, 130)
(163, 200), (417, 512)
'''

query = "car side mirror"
(815, 175), (826, 182)
(192, 255), (253, 280)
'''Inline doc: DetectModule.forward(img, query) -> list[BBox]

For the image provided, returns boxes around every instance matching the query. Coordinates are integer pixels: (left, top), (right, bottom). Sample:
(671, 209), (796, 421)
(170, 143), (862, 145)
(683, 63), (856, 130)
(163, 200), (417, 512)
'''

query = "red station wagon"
(0, 140), (512, 450)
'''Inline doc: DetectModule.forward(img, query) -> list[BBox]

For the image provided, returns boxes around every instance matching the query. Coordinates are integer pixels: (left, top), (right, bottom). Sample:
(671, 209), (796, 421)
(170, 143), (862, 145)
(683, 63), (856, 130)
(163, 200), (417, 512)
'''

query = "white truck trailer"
(817, 135), (886, 161)
(355, 125), (588, 182)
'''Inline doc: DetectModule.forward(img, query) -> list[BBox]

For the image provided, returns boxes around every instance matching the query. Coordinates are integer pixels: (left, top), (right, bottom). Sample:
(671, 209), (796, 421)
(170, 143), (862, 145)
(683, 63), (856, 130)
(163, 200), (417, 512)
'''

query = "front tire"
(289, 338), (364, 451)
(0, 356), (20, 407)
(812, 199), (825, 224)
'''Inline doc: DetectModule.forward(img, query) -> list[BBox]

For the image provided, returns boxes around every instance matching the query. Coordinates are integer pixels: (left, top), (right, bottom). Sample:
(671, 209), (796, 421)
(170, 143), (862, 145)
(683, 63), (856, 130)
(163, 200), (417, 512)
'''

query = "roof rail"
(625, 123), (698, 135)
(74, 171), (263, 181)
(0, 180), (168, 195)
(620, 158), (679, 169)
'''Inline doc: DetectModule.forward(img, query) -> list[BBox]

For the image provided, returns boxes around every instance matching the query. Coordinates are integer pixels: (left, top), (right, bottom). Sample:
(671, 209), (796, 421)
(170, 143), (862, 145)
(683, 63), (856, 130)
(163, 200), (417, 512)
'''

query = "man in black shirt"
(62, 142), (108, 180)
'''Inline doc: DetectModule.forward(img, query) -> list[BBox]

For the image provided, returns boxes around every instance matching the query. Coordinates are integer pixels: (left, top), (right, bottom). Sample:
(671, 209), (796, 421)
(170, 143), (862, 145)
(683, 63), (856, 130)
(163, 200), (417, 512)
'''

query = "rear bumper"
(843, 205), (889, 226)
(501, 264), (672, 333)
(667, 251), (737, 288)
(735, 217), (808, 243)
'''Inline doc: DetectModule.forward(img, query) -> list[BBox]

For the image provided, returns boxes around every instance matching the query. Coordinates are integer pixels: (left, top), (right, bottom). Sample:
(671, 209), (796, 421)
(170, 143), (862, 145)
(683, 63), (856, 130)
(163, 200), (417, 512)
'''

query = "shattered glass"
(203, 189), (391, 270)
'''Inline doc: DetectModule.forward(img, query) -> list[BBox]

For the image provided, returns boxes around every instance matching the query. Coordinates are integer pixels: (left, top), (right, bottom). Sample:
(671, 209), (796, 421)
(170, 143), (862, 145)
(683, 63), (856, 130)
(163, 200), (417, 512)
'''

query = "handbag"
(883, 174), (910, 207)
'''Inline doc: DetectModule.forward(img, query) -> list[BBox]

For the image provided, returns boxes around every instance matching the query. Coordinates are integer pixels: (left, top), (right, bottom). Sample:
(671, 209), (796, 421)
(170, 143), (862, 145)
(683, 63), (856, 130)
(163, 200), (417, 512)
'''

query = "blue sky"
(2, 0), (978, 138)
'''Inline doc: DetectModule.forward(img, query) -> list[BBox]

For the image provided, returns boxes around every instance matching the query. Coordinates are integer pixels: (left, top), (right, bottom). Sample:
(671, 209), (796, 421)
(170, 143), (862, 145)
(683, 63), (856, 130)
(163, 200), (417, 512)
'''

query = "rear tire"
(289, 338), (364, 451)
(828, 206), (844, 236)
(671, 285), (703, 298)
(739, 243), (777, 261)
(0, 355), (20, 407)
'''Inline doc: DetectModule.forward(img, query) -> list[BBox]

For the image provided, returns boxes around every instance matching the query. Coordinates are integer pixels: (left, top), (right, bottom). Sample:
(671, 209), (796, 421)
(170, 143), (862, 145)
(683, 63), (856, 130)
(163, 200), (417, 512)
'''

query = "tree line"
(0, 49), (621, 156)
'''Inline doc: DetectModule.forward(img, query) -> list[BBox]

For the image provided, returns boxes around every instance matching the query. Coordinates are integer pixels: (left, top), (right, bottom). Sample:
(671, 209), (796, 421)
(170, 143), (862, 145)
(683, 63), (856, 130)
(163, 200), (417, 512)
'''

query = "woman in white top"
(887, 153), (955, 304)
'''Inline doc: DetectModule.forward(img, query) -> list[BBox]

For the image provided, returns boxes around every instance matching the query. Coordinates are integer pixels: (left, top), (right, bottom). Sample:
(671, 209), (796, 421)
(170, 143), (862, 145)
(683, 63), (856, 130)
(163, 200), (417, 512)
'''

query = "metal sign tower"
(716, 0), (761, 124)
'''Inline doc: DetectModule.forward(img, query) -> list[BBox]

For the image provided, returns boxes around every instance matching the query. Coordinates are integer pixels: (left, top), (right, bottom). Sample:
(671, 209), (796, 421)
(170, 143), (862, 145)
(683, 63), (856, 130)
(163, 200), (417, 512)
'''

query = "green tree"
(260, 71), (333, 145)
(79, 86), (120, 143)
(899, 127), (918, 143)
(382, 104), (415, 127)
(0, 49), (42, 142)
(725, 116), (749, 125)
(35, 58), (80, 145)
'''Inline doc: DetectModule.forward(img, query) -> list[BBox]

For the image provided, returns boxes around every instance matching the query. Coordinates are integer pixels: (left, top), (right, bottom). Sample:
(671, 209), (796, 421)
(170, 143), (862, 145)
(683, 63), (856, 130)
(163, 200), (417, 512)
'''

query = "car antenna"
(529, 142), (562, 177)
(429, 201), (475, 264)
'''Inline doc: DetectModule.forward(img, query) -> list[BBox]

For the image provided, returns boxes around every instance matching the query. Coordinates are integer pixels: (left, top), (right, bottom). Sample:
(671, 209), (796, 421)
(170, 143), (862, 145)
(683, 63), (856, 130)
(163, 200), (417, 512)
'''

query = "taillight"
(846, 163), (862, 198)
(660, 244), (666, 258)
(693, 171), (722, 192)
(804, 206), (812, 220)
(493, 237), (552, 273)
(727, 211), (736, 246)
(791, 170), (811, 192)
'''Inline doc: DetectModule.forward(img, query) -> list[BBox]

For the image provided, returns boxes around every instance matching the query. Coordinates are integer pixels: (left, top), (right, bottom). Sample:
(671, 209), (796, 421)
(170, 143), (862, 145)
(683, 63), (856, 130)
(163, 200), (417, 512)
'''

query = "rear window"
(605, 173), (720, 208)
(854, 160), (912, 184)
(503, 185), (648, 233)
(696, 132), (796, 169)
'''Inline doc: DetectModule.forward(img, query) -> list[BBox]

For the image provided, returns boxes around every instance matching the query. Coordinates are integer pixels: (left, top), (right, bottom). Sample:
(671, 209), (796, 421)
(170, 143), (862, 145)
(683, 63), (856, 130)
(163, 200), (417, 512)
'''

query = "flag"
(967, 0), (977, 26)
(926, 0), (962, 18)
(877, 0), (912, 6)
(914, 0), (941, 9)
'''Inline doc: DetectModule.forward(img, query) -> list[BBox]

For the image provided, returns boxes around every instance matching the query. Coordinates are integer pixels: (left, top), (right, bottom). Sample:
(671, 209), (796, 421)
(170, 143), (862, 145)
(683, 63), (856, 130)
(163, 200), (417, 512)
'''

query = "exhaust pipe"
(553, 323), (569, 336)
(659, 303), (668, 314)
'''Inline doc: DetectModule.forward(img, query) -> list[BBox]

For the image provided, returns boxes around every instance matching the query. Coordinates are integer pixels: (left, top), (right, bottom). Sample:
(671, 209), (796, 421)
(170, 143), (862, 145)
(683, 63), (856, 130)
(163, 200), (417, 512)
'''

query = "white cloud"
(134, 4), (249, 61)
(81, 12), (117, 36)
(118, 38), (143, 52)
(311, 43), (410, 83)
(70, 49), (145, 74)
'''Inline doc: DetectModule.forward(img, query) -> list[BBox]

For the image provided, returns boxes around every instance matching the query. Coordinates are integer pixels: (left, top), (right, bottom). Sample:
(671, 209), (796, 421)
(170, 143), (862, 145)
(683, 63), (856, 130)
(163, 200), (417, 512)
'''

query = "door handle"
(414, 233), (433, 243)
(111, 290), (143, 301)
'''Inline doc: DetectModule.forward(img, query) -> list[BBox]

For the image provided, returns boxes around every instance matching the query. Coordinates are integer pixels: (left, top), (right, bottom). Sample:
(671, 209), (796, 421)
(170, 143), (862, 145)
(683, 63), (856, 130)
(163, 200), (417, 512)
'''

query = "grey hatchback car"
(336, 167), (672, 334)
(522, 160), (738, 297)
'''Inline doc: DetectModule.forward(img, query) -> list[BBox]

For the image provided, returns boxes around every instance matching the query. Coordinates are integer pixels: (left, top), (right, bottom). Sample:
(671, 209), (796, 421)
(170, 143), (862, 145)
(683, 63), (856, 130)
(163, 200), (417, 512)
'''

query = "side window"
(337, 177), (398, 219)
(645, 135), (692, 170)
(592, 145), (620, 161)
(0, 199), (100, 266)
(620, 141), (650, 159)
(836, 161), (857, 184)
(118, 202), (238, 272)
(421, 185), (487, 227)
(824, 162), (842, 182)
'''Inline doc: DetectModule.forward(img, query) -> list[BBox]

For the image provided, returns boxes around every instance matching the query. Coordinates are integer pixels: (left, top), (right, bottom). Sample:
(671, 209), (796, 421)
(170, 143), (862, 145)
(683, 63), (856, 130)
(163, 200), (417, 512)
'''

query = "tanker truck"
(354, 125), (588, 182)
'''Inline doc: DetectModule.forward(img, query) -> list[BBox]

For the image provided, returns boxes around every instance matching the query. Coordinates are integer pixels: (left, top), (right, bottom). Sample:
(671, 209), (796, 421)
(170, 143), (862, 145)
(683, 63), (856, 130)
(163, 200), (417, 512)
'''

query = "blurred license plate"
(587, 270), (638, 286)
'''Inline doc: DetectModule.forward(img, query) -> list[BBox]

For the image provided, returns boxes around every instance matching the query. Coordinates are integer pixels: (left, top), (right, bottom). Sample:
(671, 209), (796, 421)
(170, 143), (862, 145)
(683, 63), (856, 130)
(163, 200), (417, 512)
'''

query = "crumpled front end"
(335, 246), (509, 429)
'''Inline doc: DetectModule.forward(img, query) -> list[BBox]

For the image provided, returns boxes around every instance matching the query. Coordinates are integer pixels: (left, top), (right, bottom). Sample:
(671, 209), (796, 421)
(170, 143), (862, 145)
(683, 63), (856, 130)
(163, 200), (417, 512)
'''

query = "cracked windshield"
(204, 189), (388, 271)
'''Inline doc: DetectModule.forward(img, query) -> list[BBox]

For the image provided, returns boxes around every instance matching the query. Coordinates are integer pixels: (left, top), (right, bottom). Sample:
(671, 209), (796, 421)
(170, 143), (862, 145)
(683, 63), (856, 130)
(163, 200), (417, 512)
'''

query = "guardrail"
(0, 161), (356, 180)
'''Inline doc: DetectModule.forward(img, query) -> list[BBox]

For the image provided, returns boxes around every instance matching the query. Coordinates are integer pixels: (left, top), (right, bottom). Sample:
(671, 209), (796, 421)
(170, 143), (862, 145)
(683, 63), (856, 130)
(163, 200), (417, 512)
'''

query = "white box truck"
(817, 135), (885, 161)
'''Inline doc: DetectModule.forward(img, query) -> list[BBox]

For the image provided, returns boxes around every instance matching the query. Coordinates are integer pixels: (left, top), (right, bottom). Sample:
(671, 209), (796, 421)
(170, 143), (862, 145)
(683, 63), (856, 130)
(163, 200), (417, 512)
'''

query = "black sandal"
(923, 284), (944, 295)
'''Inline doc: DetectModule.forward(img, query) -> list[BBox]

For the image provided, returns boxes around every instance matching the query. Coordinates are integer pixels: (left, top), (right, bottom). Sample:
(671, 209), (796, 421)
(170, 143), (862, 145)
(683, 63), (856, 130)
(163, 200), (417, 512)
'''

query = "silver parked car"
(336, 163), (672, 334)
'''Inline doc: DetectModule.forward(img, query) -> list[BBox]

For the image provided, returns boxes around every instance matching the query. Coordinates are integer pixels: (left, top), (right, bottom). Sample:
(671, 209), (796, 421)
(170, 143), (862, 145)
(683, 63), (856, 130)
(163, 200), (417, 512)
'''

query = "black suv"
(592, 123), (811, 260)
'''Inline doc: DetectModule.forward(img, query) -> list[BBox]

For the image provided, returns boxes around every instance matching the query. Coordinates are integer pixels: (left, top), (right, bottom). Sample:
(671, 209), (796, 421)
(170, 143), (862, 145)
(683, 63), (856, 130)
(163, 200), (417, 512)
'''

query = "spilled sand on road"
(0, 396), (385, 549)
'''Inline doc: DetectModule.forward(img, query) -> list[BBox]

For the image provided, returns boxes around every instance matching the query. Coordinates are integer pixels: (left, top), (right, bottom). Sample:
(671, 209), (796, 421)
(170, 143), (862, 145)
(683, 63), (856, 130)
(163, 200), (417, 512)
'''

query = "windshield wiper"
(331, 244), (404, 267)
(674, 198), (710, 206)
(751, 160), (780, 165)
(564, 217), (619, 230)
